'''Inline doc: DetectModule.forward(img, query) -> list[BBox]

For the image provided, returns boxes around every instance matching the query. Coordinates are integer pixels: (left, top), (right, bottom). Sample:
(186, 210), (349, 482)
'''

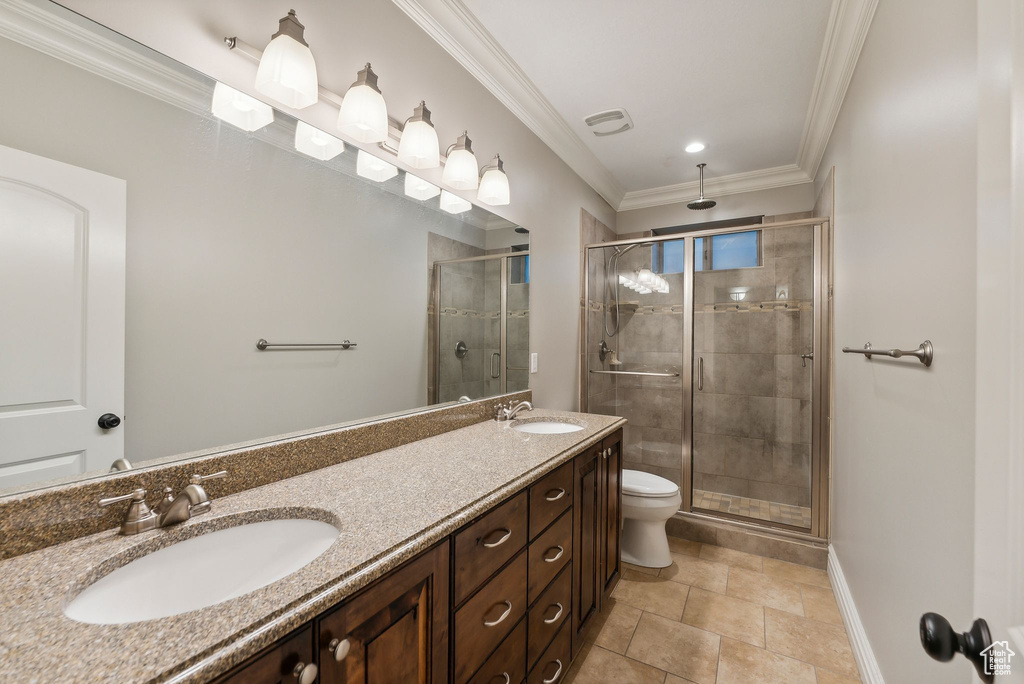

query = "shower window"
(656, 230), (762, 273)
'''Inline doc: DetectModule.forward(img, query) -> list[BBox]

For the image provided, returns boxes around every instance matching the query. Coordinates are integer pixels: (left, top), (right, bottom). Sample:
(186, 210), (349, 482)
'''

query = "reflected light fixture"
(440, 190), (471, 214)
(294, 121), (345, 161)
(397, 101), (440, 169)
(442, 132), (479, 190)
(337, 63), (388, 143)
(255, 10), (318, 109)
(211, 82), (274, 131)
(356, 149), (398, 182)
(685, 141), (705, 153)
(405, 173), (441, 201)
(478, 154), (510, 206)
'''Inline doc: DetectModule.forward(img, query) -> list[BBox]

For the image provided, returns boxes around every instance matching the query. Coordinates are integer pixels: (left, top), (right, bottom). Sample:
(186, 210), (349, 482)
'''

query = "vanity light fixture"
(404, 173), (441, 201)
(439, 190), (472, 214)
(356, 149), (398, 182)
(477, 154), (510, 206)
(255, 10), (318, 110)
(397, 101), (440, 169)
(442, 132), (479, 190)
(211, 82), (274, 131)
(294, 121), (345, 161)
(337, 63), (389, 143)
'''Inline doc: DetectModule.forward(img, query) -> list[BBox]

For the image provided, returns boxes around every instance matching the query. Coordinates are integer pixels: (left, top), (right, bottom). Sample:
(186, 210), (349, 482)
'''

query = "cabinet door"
(600, 430), (623, 598)
(214, 625), (315, 684)
(571, 445), (601, 657)
(318, 541), (450, 684)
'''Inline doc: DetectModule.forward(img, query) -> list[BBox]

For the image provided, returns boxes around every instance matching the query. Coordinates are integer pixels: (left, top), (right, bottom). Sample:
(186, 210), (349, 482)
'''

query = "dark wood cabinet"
(317, 541), (449, 684)
(212, 428), (622, 684)
(213, 625), (315, 684)
(600, 430), (622, 597)
(570, 444), (601, 655)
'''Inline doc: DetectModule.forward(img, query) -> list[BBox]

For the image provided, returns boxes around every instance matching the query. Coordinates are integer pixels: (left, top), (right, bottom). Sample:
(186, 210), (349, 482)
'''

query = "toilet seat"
(622, 470), (679, 498)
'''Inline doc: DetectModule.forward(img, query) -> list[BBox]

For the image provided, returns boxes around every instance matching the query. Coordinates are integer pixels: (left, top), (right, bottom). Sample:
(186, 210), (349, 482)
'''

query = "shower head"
(687, 163), (717, 211)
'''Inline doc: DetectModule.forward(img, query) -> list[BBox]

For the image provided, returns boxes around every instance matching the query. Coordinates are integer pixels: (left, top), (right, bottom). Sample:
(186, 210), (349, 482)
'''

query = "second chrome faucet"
(98, 470), (227, 535)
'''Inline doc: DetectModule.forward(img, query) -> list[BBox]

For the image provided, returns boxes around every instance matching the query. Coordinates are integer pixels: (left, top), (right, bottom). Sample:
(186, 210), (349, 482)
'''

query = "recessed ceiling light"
(685, 142), (706, 154)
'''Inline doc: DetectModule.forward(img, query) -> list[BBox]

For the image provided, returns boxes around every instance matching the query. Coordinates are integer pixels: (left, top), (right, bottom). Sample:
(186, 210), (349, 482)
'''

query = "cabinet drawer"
(527, 564), (571, 670)
(527, 510), (572, 604)
(528, 462), (572, 540)
(527, 619), (570, 684)
(213, 625), (314, 684)
(455, 491), (528, 605)
(468, 618), (527, 684)
(455, 551), (528, 683)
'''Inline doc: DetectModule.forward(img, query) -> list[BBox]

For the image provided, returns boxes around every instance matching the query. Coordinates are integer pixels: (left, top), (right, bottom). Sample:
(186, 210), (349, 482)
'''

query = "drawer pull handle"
(483, 600), (513, 627)
(543, 602), (564, 624)
(542, 659), (563, 683)
(328, 637), (351, 662)
(491, 674), (510, 684)
(481, 527), (513, 548)
(292, 662), (318, 684)
(545, 488), (566, 502)
(544, 545), (565, 563)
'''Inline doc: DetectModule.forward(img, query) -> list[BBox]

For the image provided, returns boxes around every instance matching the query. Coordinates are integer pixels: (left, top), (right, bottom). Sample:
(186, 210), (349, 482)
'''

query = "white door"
(0, 144), (126, 489)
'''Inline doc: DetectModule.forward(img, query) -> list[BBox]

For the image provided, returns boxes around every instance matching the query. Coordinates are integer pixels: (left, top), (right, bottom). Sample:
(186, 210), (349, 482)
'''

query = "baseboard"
(828, 545), (885, 683)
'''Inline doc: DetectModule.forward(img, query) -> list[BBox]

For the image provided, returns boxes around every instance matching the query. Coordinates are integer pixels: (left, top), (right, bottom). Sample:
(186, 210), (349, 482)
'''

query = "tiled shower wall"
(692, 223), (814, 509)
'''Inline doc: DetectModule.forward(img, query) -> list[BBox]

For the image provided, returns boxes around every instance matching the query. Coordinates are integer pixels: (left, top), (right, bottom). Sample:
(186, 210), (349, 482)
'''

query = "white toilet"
(621, 469), (682, 568)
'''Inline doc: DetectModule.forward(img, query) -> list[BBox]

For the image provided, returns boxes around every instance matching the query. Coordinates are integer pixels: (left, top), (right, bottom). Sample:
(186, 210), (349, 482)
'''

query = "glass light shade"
(255, 33), (318, 109)
(637, 269), (655, 287)
(478, 166), (510, 206)
(440, 190), (471, 214)
(211, 82), (274, 131)
(404, 173), (441, 201)
(442, 148), (479, 190)
(338, 84), (388, 143)
(398, 120), (439, 169)
(356, 149), (397, 182)
(294, 121), (345, 161)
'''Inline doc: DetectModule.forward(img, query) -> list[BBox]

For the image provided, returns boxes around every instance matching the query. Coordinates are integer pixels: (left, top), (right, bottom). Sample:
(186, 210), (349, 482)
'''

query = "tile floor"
(692, 489), (813, 529)
(564, 536), (859, 684)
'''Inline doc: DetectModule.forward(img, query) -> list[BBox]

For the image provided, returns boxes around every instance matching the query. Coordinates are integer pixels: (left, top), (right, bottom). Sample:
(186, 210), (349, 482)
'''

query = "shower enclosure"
(583, 218), (831, 539)
(432, 252), (530, 404)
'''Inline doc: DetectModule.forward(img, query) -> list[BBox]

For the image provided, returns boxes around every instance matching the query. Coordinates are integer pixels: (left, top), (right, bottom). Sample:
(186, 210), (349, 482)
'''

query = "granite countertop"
(0, 409), (624, 683)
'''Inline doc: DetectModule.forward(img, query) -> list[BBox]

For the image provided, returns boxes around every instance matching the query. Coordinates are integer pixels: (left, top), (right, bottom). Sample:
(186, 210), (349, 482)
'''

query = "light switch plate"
(529, 352), (538, 373)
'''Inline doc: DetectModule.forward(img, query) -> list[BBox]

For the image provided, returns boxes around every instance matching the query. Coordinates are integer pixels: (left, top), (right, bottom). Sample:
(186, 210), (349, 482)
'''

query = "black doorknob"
(97, 413), (121, 430)
(920, 612), (994, 683)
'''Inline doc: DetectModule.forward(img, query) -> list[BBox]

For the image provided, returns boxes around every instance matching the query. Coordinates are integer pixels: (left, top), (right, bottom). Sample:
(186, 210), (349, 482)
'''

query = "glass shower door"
(435, 258), (501, 402)
(690, 225), (815, 529)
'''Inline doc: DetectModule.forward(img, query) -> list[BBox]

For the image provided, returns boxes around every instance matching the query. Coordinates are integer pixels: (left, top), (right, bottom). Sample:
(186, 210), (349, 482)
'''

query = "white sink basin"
(513, 421), (585, 434)
(64, 518), (339, 625)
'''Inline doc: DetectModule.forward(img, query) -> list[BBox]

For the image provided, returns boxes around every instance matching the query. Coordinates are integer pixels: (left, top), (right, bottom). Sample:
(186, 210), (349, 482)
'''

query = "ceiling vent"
(583, 108), (633, 137)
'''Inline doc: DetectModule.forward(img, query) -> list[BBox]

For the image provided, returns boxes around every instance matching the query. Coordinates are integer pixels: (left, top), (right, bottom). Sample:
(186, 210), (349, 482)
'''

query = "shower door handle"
(490, 352), (500, 379)
(697, 357), (704, 391)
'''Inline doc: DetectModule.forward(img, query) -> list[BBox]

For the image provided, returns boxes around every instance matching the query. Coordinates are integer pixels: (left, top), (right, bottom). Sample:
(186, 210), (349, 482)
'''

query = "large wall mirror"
(0, 2), (529, 495)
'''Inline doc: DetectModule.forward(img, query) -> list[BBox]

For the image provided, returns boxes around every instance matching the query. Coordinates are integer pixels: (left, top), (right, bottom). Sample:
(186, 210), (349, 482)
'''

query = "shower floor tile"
(693, 489), (812, 528)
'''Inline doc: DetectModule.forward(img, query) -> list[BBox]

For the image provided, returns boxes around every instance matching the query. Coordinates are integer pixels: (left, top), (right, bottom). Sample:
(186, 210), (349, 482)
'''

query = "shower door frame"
(431, 251), (530, 404)
(582, 217), (832, 541)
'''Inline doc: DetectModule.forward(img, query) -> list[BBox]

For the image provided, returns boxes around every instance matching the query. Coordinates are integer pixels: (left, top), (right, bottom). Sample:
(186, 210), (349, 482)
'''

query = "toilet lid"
(622, 469), (679, 498)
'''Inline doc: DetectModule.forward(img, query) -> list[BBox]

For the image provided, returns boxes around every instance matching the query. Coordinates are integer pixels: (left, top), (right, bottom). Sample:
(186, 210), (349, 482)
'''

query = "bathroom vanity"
(214, 428), (623, 684)
(0, 401), (624, 683)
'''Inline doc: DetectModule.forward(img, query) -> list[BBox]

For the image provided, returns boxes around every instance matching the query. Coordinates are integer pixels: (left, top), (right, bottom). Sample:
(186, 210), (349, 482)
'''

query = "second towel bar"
(842, 340), (933, 366)
(590, 369), (680, 377)
(256, 339), (357, 350)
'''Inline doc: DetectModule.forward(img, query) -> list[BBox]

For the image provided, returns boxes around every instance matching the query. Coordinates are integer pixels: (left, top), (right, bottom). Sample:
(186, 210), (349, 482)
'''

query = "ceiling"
(463, 0), (831, 193)
(395, 0), (877, 210)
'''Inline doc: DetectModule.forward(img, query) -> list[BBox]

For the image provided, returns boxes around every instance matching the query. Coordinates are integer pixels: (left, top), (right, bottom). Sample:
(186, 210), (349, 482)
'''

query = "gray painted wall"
(816, 0), (978, 681)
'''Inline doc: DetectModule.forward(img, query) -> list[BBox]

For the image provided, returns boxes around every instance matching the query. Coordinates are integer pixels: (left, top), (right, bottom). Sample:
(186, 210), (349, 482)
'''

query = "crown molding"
(0, 0), (209, 115)
(391, 0), (625, 209)
(617, 164), (812, 212)
(797, 0), (879, 180)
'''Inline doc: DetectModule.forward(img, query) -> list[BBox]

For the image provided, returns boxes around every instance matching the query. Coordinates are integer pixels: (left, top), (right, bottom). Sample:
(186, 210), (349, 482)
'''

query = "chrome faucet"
(495, 400), (534, 421)
(100, 470), (227, 535)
